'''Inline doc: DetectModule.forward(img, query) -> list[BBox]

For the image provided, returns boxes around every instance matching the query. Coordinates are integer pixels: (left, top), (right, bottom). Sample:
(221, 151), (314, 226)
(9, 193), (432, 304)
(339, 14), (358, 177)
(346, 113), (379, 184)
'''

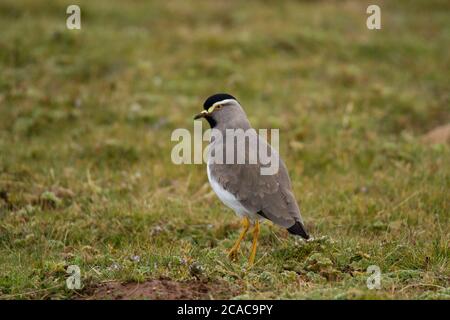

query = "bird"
(194, 93), (309, 265)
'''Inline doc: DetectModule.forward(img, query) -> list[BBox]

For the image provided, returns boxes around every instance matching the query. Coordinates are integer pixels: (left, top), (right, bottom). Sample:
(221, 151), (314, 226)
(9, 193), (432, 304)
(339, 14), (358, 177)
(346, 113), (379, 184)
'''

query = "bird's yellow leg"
(248, 221), (260, 265)
(228, 217), (250, 260)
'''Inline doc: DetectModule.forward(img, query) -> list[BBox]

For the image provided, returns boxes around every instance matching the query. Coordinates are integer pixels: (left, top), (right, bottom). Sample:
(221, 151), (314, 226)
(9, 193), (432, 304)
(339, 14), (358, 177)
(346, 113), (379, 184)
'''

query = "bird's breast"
(207, 161), (251, 217)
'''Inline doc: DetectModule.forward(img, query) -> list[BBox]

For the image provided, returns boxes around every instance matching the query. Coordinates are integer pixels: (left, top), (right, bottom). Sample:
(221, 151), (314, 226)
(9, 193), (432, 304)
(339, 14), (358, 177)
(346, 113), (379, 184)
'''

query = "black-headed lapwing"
(194, 93), (309, 265)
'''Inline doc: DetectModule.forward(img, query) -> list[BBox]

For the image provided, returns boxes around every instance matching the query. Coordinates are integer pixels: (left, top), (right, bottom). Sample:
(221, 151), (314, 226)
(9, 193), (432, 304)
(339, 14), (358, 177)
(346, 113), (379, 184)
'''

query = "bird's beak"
(194, 110), (208, 120)
(194, 104), (219, 120)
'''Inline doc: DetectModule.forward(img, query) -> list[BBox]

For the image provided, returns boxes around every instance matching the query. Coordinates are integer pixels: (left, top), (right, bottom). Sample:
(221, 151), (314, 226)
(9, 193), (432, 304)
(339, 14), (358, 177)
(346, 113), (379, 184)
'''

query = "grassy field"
(0, 0), (449, 299)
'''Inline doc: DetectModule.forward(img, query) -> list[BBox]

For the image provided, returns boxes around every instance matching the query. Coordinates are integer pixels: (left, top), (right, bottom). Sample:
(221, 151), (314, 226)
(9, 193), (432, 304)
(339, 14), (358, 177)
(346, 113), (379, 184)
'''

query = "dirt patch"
(421, 123), (450, 144)
(84, 278), (239, 300)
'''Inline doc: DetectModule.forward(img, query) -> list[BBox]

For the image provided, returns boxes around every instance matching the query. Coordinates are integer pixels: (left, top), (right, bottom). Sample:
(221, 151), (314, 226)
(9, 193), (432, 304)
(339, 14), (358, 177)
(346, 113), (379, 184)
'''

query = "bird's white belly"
(207, 163), (258, 219)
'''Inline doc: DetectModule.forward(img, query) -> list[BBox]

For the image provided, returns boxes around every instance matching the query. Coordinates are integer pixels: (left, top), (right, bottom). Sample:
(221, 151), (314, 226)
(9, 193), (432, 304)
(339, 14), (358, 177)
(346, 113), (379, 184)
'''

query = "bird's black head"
(203, 93), (237, 110)
(195, 93), (240, 128)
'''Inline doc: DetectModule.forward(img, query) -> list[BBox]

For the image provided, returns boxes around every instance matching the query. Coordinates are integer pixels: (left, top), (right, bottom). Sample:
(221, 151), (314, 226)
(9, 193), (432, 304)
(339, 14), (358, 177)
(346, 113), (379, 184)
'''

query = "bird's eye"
(216, 105), (222, 109)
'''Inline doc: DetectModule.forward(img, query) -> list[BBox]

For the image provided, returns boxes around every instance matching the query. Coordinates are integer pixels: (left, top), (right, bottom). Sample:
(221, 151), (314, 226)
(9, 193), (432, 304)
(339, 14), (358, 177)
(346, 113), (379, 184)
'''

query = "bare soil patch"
(84, 278), (239, 300)
(422, 124), (450, 144)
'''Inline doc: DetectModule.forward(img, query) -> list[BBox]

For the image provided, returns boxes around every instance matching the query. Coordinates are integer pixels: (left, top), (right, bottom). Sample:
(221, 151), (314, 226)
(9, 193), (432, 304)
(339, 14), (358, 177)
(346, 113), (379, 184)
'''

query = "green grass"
(0, 0), (449, 299)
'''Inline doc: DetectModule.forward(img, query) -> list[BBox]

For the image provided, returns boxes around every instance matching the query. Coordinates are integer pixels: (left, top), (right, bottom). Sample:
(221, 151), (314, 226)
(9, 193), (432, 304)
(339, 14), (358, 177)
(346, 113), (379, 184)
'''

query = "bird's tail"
(287, 221), (309, 239)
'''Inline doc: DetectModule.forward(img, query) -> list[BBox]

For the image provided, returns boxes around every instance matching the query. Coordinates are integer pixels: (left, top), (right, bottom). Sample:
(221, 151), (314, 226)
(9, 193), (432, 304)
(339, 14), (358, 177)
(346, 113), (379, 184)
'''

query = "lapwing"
(194, 93), (309, 265)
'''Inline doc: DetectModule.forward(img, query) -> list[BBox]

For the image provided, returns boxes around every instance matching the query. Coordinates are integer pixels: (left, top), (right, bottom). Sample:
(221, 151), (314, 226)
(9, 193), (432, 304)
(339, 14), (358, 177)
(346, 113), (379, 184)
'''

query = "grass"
(0, 0), (449, 299)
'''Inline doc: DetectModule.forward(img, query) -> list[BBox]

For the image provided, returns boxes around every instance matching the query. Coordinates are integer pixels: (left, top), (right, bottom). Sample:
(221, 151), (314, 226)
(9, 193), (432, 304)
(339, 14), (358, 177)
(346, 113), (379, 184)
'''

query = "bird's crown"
(203, 93), (237, 110)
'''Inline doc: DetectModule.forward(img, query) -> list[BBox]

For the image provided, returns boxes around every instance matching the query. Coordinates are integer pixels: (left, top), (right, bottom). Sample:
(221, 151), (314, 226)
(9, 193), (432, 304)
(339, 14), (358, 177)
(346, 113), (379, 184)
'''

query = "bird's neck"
(215, 118), (252, 132)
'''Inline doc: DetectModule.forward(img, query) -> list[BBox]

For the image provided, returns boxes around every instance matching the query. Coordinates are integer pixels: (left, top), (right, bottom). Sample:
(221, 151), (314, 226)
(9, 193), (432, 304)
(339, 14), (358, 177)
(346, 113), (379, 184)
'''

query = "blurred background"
(0, 0), (448, 299)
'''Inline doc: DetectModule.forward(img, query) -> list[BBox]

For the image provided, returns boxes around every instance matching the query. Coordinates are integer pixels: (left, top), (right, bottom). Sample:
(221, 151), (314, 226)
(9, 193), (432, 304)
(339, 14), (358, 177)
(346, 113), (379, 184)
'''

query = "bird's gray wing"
(210, 133), (306, 231)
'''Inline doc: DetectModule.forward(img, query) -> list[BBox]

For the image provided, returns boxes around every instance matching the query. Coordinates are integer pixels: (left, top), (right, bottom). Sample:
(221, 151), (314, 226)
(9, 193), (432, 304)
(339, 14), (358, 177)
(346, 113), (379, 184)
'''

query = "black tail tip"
(287, 221), (310, 239)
